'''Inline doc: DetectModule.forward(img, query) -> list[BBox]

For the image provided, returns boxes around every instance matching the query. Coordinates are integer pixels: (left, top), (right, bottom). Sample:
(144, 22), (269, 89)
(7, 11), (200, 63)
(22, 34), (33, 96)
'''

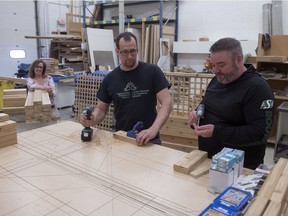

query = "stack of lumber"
(245, 157), (288, 216)
(173, 149), (210, 178)
(25, 90), (52, 122)
(0, 113), (17, 148)
(40, 58), (59, 73)
(160, 113), (198, 150)
(3, 89), (26, 115)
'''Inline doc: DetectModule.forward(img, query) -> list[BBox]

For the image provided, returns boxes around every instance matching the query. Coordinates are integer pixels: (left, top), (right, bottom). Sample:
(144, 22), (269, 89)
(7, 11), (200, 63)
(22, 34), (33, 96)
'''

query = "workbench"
(0, 121), (216, 215)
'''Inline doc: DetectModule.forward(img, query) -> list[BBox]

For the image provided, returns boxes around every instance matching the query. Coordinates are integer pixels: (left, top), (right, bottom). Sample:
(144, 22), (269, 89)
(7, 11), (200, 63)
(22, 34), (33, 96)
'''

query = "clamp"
(127, 121), (144, 139)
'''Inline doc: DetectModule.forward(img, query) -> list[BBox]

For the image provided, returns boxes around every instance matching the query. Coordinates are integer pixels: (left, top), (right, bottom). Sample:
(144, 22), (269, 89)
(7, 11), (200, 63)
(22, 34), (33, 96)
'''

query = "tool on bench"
(81, 106), (94, 142)
(127, 121), (144, 139)
(196, 104), (205, 127)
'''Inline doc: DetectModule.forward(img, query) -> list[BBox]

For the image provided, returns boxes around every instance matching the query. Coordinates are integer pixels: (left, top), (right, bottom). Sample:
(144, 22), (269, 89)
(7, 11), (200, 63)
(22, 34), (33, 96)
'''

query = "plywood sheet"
(0, 121), (216, 215)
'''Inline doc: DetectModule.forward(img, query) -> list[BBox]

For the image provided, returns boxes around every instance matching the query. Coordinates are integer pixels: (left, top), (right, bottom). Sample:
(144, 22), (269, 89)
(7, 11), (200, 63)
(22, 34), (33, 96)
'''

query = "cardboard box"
(208, 168), (234, 194)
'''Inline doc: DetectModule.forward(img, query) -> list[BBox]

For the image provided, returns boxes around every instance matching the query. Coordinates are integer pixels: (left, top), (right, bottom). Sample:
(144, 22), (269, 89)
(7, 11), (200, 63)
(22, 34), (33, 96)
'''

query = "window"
(10, 50), (26, 59)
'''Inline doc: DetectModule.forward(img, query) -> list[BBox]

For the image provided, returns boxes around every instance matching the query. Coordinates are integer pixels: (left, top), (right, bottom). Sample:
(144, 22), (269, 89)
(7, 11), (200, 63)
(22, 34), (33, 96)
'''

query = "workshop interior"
(1, 1), (288, 215)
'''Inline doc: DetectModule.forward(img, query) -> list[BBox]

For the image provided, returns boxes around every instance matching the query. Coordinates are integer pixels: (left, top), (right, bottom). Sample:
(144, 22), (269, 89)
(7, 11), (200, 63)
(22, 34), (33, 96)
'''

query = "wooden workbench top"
(0, 121), (216, 215)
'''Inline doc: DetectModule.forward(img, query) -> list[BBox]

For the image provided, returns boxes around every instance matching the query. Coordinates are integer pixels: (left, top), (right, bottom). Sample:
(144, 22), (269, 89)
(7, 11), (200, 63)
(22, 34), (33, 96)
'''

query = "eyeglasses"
(119, 49), (138, 56)
(35, 66), (43, 69)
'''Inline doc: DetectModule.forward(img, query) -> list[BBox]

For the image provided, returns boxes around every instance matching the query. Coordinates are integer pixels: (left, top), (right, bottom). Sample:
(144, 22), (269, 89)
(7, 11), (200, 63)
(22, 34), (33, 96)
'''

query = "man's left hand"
(136, 129), (157, 146)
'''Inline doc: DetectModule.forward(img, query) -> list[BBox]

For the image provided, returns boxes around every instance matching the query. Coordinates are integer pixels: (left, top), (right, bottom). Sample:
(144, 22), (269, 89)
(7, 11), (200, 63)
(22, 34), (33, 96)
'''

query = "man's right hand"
(188, 111), (198, 128)
(80, 114), (93, 128)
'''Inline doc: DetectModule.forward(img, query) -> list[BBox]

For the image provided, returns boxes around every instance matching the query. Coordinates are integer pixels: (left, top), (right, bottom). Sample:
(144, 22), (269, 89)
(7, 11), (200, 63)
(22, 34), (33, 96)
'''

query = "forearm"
(150, 102), (172, 133)
(91, 107), (108, 126)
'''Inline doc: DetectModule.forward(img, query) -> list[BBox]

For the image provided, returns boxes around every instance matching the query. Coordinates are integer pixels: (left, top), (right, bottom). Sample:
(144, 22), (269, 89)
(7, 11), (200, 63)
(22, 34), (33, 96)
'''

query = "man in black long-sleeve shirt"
(188, 38), (274, 169)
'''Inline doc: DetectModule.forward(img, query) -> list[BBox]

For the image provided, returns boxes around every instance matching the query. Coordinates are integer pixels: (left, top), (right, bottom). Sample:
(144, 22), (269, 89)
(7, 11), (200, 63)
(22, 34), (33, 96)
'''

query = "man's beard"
(123, 58), (136, 69)
(216, 63), (239, 84)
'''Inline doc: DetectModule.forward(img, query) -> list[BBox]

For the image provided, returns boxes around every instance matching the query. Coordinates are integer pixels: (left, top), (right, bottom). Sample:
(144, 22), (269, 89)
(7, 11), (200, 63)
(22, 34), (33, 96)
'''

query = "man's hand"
(80, 114), (93, 128)
(188, 111), (198, 128)
(136, 128), (157, 146)
(193, 123), (214, 138)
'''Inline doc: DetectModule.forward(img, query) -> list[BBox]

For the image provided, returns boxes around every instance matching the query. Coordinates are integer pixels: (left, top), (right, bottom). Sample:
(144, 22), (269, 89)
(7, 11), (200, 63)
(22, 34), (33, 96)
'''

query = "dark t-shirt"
(97, 61), (170, 136)
(198, 66), (274, 169)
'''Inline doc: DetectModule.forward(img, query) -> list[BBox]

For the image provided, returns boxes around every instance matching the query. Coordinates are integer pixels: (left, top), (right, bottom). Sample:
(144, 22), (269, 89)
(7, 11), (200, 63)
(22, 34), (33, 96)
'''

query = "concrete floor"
(15, 107), (75, 133)
(13, 107), (276, 167)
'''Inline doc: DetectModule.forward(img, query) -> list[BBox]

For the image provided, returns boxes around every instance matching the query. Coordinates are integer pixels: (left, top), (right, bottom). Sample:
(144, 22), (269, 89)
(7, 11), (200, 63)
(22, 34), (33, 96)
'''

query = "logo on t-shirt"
(115, 82), (149, 99)
(124, 82), (137, 91)
(260, 99), (274, 109)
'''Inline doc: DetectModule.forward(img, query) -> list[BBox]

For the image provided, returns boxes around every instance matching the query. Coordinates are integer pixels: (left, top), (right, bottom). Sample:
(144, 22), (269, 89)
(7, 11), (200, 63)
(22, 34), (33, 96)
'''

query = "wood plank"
(258, 158), (287, 199)
(0, 137), (17, 149)
(0, 133), (17, 143)
(161, 141), (196, 152)
(160, 134), (198, 148)
(3, 107), (25, 115)
(245, 197), (270, 216)
(25, 34), (82, 40)
(113, 130), (144, 146)
(0, 120), (17, 133)
(3, 89), (26, 95)
(270, 175), (288, 203)
(33, 90), (43, 105)
(263, 201), (281, 216)
(256, 56), (287, 63)
(189, 159), (211, 178)
(0, 113), (9, 122)
(25, 91), (34, 107)
(3, 98), (26, 107)
(173, 150), (207, 174)
(0, 77), (27, 84)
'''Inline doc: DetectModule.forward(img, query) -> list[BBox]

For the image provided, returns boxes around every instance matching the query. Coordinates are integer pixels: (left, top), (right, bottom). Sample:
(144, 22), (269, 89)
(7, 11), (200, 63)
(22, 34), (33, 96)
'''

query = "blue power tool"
(127, 121), (144, 139)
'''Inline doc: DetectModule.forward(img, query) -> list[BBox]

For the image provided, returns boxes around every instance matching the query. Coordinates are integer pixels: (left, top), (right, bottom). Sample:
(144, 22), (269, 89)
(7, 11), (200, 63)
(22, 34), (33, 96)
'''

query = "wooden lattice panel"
(160, 72), (214, 148)
(74, 74), (114, 131)
(164, 72), (214, 116)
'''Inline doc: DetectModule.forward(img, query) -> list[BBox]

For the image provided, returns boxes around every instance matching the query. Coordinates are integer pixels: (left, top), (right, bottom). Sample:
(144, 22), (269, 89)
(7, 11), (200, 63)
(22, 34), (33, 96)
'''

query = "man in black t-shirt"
(188, 38), (274, 169)
(81, 32), (172, 146)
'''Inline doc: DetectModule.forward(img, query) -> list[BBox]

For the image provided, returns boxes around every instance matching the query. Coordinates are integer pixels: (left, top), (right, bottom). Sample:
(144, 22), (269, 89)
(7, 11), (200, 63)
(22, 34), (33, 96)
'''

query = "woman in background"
(27, 59), (56, 107)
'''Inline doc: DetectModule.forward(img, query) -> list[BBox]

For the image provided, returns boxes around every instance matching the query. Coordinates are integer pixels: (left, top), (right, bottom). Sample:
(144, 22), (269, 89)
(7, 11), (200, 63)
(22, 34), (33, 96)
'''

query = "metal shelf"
(86, 16), (173, 26)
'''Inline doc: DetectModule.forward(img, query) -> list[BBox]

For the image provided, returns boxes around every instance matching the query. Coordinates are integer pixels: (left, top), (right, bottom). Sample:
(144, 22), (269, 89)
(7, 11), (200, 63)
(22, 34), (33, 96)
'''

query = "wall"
(0, 0), (37, 77)
(1, 1), (288, 77)
(176, 0), (288, 72)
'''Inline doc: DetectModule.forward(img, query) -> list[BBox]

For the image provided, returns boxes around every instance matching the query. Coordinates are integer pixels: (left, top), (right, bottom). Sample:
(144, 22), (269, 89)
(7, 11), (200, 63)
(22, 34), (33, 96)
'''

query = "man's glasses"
(119, 49), (138, 56)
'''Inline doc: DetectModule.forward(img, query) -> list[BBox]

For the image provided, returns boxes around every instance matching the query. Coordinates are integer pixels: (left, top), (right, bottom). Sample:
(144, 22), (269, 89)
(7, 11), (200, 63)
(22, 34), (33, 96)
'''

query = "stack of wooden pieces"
(174, 149), (210, 178)
(40, 58), (59, 73)
(3, 89), (26, 115)
(245, 157), (288, 216)
(0, 113), (17, 148)
(25, 90), (52, 122)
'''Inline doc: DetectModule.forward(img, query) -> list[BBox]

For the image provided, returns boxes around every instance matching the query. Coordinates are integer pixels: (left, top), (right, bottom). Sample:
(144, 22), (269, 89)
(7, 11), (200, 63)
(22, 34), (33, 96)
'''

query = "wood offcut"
(0, 113), (17, 149)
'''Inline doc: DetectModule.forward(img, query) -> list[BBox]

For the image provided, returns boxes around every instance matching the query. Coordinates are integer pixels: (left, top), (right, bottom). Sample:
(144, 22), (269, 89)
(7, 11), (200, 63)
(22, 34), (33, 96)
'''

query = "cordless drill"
(81, 106), (94, 142)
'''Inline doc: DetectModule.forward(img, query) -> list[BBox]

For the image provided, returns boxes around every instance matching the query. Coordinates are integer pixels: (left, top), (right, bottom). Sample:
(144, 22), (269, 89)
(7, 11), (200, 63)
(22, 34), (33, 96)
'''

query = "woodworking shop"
(1, 0), (288, 215)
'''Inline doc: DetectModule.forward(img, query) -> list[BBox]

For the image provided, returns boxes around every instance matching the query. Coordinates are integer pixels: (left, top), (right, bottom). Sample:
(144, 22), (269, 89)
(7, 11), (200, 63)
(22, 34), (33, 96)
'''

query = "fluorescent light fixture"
(10, 50), (26, 59)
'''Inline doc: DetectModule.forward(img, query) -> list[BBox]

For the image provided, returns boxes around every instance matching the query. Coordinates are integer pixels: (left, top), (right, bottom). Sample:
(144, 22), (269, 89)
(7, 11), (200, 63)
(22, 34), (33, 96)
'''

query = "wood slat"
(3, 107), (25, 115)
(0, 113), (9, 122)
(173, 150), (207, 174)
(258, 158), (287, 199)
(189, 159), (211, 178)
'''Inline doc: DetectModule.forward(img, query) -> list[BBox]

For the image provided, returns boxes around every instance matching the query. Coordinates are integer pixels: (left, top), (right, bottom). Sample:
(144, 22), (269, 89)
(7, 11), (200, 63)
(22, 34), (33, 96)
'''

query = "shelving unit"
(82, 0), (177, 69)
(256, 34), (288, 144)
(82, 0), (177, 38)
(173, 40), (257, 72)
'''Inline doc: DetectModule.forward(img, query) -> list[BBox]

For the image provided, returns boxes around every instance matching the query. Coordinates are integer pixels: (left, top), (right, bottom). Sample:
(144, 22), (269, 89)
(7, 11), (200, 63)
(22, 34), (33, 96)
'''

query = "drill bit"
(196, 104), (205, 127)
